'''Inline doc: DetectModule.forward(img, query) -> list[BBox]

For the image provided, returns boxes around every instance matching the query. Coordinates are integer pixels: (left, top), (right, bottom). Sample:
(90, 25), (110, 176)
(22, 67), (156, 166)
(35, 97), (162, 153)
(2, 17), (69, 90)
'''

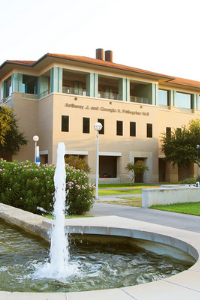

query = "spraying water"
(33, 142), (77, 279)
(49, 142), (68, 277)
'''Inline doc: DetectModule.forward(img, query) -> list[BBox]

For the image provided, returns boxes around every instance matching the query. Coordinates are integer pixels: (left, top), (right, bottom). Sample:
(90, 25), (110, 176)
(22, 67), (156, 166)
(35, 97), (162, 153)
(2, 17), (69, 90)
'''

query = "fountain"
(0, 142), (199, 298)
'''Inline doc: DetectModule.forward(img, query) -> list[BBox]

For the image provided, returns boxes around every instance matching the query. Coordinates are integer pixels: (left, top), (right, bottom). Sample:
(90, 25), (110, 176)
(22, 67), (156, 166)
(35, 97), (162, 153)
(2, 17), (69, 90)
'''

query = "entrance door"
(134, 158), (145, 183)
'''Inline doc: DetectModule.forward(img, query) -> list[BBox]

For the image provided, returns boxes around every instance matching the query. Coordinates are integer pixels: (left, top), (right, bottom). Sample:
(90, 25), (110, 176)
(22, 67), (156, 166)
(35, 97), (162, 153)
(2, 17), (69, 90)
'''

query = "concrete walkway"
(90, 195), (200, 233)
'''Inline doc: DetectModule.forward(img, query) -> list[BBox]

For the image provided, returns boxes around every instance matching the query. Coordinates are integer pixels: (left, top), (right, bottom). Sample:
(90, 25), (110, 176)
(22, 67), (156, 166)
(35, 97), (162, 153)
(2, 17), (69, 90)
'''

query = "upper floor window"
(98, 119), (104, 134)
(130, 122), (136, 137)
(61, 116), (69, 132)
(83, 117), (90, 133)
(117, 121), (123, 136)
(147, 123), (152, 138)
(158, 89), (169, 106)
(22, 75), (38, 94)
(176, 92), (191, 109)
(4, 76), (12, 98)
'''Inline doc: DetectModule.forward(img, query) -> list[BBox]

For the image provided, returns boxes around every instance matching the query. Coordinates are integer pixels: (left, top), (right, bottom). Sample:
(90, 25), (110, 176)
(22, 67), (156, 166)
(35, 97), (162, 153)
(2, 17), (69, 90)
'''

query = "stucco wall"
(142, 186), (200, 208)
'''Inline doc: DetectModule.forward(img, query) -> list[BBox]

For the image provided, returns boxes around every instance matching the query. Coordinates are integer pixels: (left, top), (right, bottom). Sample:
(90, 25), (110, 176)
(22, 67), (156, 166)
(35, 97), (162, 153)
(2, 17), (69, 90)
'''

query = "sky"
(1, 0), (200, 81)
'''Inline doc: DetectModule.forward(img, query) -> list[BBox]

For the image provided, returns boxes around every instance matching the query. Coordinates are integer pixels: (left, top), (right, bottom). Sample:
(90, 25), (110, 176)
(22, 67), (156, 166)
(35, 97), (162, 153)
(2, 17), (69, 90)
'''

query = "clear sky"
(1, 0), (200, 81)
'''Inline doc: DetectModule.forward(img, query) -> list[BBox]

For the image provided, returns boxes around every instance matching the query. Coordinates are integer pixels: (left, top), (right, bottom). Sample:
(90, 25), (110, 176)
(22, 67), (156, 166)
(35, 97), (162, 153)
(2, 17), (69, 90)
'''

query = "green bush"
(65, 155), (91, 174)
(180, 176), (199, 184)
(0, 159), (95, 215)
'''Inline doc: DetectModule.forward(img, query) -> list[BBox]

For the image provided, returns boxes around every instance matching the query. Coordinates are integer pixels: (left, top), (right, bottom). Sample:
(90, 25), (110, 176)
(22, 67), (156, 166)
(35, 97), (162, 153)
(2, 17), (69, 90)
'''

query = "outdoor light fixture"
(33, 135), (40, 166)
(94, 122), (103, 200)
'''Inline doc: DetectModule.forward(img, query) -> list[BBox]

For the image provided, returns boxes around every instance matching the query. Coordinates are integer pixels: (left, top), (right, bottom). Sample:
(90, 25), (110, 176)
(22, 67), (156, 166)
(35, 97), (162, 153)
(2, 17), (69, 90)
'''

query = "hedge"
(0, 159), (95, 215)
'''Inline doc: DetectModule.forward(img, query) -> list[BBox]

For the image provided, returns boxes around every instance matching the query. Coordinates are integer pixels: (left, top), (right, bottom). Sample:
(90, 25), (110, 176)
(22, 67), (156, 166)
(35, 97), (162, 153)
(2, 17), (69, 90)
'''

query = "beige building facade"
(1, 49), (200, 183)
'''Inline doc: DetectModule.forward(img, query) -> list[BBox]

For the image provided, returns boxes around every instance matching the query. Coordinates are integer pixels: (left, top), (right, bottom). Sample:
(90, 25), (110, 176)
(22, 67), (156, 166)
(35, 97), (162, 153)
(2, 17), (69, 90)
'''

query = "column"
(12, 73), (23, 93)
(86, 73), (98, 97)
(126, 79), (130, 102)
(1, 81), (4, 100)
(118, 78), (126, 101)
(155, 83), (158, 105)
(50, 67), (63, 93)
(173, 90), (176, 107)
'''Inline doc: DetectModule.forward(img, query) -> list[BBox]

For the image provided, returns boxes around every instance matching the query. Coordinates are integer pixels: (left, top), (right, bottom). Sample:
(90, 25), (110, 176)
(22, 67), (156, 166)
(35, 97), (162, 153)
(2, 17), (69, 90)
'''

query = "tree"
(126, 160), (149, 185)
(0, 105), (27, 155)
(161, 119), (200, 168)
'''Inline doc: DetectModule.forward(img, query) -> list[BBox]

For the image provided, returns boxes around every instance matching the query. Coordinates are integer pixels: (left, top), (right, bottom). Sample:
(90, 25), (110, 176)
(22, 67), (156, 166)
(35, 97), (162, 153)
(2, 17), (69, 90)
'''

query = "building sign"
(65, 103), (149, 116)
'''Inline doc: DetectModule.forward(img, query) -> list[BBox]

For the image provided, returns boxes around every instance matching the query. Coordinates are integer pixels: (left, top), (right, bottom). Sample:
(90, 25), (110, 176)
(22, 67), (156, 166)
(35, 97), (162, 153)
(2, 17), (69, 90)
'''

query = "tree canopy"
(0, 105), (27, 155)
(161, 119), (200, 167)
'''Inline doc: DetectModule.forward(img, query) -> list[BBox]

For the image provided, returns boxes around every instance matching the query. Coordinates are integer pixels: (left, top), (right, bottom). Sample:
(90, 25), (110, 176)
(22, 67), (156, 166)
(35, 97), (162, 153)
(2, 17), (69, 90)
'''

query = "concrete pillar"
(169, 90), (173, 106)
(173, 90), (176, 107)
(192, 94), (196, 110)
(38, 76), (49, 97)
(155, 83), (158, 105)
(50, 67), (63, 93)
(118, 78), (127, 101)
(1, 81), (4, 100)
(196, 95), (199, 110)
(12, 73), (23, 93)
(86, 73), (98, 97)
(166, 162), (178, 182)
(126, 79), (130, 102)
(151, 83), (155, 105)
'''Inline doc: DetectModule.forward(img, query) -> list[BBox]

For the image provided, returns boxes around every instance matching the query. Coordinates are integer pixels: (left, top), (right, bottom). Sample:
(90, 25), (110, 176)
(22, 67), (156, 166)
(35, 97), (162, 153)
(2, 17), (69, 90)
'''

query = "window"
(166, 127), (171, 138)
(130, 122), (136, 137)
(22, 75), (38, 94)
(117, 121), (123, 136)
(62, 116), (69, 132)
(98, 119), (104, 134)
(147, 123), (152, 138)
(158, 89), (169, 106)
(176, 92), (191, 109)
(83, 117), (90, 133)
(4, 77), (12, 98)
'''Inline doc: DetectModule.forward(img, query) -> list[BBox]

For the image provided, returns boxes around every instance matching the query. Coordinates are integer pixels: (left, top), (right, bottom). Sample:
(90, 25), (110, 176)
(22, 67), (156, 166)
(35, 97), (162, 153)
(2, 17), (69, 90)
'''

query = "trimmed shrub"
(65, 155), (91, 174)
(0, 159), (95, 215)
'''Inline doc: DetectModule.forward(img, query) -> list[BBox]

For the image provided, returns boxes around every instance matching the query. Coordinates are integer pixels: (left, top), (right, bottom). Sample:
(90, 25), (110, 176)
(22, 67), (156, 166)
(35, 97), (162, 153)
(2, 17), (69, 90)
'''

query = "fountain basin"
(0, 203), (200, 299)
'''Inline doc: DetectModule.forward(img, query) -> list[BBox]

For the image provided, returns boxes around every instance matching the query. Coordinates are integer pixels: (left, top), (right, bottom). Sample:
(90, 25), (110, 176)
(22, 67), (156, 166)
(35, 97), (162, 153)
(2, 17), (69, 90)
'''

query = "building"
(1, 49), (200, 183)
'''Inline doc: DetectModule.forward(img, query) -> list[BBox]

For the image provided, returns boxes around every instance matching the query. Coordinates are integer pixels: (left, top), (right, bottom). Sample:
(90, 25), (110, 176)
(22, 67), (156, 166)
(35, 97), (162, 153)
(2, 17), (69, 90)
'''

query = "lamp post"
(197, 145), (200, 177)
(33, 135), (40, 166)
(94, 122), (103, 200)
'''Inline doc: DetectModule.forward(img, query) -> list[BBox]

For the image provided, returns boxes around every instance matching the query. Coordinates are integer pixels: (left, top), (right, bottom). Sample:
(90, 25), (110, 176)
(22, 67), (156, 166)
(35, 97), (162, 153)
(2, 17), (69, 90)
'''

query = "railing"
(0, 95), (12, 104)
(39, 89), (50, 99)
(130, 96), (151, 104)
(98, 91), (121, 100)
(62, 86), (89, 96)
(22, 93), (38, 100)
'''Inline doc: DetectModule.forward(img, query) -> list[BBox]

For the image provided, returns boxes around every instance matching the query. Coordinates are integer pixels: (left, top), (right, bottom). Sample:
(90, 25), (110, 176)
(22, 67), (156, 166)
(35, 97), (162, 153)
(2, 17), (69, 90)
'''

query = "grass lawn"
(98, 183), (159, 189)
(43, 214), (93, 219)
(98, 189), (142, 196)
(151, 202), (200, 216)
(96, 196), (142, 207)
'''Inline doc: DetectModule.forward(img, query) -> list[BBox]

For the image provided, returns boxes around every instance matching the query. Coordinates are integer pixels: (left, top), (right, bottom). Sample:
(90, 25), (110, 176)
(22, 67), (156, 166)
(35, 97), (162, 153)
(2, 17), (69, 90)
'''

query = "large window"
(22, 75), (38, 94)
(117, 121), (123, 136)
(4, 77), (12, 98)
(98, 118), (104, 134)
(176, 92), (191, 109)
(130, 122), (136, 137)
(147, 123), (152, 138)
(61, 116), (69, 132)
(83, 117), (90, 133)
(158, 89), (169, 106)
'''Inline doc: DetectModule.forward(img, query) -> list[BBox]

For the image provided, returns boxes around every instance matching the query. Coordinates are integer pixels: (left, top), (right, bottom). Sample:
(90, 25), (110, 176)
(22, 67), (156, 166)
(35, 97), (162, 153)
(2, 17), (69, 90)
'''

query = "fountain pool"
(0, 218), (194, 293)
